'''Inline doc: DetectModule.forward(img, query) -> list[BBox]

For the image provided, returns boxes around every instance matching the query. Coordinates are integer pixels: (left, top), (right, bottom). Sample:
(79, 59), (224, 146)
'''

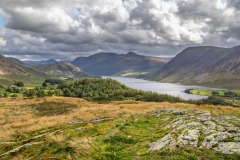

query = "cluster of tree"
(0, 84), (11, 97)
(23, 88), (62, 98)
(14, 81), (24, 87)
(184, 89), (192, 94)
(57, 78), (184, 102)
(44, 79), (63, 85)
(0, 84), (26, 98)
(224, 91), (239, 98)
(201, 97), (230, 106)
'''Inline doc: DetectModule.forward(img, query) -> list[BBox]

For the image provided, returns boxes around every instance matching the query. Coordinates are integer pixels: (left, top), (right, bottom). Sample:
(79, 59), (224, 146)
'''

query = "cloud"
(0, 38), (6, 47)
(0, 0), (239, 60)
(227, 0), (240, 9)
(5, 7), (76, 33)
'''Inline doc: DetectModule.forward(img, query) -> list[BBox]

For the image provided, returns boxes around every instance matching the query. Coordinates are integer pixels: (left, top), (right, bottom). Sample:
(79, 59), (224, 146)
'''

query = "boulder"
(214, 142), (240, 154)
(149, 134), (176, 151)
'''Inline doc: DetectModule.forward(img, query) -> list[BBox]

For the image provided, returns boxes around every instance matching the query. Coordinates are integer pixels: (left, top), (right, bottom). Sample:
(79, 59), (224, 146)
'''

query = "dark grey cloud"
(0, 0), (239, 60)
(228, 0), (240, 9)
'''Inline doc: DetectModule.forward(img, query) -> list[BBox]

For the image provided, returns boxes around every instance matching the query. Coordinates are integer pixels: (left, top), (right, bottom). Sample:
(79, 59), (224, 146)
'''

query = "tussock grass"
(0, 96), (240, 142)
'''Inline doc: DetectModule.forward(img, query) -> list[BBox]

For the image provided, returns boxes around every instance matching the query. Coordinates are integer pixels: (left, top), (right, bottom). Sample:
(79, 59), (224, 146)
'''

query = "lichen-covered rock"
(178, 129), (200, 147)
(160, 117), (170, 121)
(152, 108), (188, 115)
(202, 132), (230, 149)
(147, 108), (240, 155)
(196, 113), (212, 122)
(214, 142), (240, 154)
(203, 121), (217, 134)
(149, 134), (176, 151)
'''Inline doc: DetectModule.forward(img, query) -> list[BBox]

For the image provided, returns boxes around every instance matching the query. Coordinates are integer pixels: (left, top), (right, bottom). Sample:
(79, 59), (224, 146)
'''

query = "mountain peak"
(126, 52), (138, 56)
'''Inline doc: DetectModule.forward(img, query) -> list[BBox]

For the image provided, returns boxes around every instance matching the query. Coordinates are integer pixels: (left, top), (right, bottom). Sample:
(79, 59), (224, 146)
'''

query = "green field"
(189, 89), (225, 96)
(187, 89), (240, 107)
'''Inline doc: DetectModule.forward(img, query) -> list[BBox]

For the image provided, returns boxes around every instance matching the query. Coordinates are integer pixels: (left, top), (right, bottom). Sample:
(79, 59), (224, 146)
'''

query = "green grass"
(188, 89), (240, 107)
(25, 83), (58, 89)
(189, 89), (225, 97)
(1, 112), (240, 160)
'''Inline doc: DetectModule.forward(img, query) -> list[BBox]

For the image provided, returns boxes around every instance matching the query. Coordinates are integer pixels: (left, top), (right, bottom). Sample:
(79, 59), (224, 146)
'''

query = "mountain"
(72, 52), (169, 77)
(8, 57), (26, 66)
(36, 61), (92, 79)
(0, 55), (46, 85)
(24, 59), (58, 66)
(151, 46), (240, 89)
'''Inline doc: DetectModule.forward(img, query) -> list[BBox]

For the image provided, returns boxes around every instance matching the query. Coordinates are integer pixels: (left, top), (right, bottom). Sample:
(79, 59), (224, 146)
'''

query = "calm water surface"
(105, 76), (218, 100)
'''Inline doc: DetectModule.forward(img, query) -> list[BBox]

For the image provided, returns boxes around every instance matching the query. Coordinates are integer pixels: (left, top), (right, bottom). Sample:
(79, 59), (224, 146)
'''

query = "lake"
(104, 76), (217, 100)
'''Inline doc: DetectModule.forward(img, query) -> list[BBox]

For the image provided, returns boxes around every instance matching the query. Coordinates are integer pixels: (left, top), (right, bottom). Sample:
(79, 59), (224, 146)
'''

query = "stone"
(203, 121), (217, 134)
(149, 134), (176, 151)
(216, 125), (225, 132)
(91, 117), (111, 122)
(160, 117), (170, 121)
(196, 113), (212, 122)
(202, 132), (230, 149)
(106, 130), (116, 137)
(222, 116), (238, 120)
(214, 142), (240, 154)
(178, 129), (200, 148)
(152, 108), (188, 115)
(164, 118), (184, 129)
(0, 142), (43, 157)
(226, 127), (239, 133)
(234, 137), (240, 141)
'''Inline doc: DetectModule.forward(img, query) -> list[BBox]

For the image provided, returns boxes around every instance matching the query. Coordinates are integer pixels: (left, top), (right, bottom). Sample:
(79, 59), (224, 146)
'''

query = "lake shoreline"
(103, 76), (222, 100)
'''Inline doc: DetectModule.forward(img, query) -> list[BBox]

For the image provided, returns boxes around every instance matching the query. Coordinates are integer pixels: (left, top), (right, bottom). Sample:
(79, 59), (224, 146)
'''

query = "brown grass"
(0, 97), (239, 141)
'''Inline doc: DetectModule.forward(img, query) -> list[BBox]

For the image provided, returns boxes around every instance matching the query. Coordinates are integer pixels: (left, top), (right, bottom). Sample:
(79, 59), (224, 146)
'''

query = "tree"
(42, 82), (47, 87)
(15, 82), (24, 87)
(212, 91), (219, 97)
(4, 92), (9, 98)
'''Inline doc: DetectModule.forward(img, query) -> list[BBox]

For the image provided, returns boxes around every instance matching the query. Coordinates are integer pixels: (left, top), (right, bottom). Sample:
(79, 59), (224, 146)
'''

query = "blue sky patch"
(0, 16), (5, 27)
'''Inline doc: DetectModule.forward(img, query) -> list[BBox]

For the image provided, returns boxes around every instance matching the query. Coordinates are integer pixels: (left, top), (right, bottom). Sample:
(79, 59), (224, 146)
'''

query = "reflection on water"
(104, 76), (216, 100)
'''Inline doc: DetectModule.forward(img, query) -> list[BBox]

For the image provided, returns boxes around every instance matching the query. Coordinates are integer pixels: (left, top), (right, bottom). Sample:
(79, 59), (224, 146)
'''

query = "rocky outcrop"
(149, 108), (240, 154)
(149, 134), (176, 151)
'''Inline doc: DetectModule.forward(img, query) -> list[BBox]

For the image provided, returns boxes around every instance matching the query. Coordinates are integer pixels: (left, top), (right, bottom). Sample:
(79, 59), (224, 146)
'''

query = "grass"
(189, 89), (225, 96)
(0, 96), (240, 142)
(26, 101), (77, 117)
(188, 89), (240, 107)
(0, 97), (240, 159)
(25, 83), (58, 89)
(0, 104), (239, 159)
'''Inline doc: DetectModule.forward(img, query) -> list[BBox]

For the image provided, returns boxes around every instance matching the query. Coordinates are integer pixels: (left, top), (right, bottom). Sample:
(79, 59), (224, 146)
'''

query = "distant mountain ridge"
(72, 52), (169, 77)
(24, 59), (58, 66)
(36, 61), (92, 79)
(150, 45), (240, 89)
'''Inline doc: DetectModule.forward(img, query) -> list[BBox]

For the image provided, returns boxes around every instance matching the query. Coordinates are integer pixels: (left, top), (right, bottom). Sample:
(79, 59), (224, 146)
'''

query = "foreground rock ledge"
(149, 108), (240, 154)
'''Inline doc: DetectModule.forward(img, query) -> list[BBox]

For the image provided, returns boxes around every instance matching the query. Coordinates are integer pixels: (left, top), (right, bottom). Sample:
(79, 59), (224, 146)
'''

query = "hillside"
(8, 57), (26, 66)
(151, 46), (240, 89)
(72, 52), (169, 77)
(0, 55), (46, 85)
(36, 61), (92, 79)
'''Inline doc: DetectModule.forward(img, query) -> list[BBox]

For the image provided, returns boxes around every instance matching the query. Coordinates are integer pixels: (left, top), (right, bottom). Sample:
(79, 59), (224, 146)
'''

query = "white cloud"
(0, 0), (239, 59)
(0, 38), (6, 47)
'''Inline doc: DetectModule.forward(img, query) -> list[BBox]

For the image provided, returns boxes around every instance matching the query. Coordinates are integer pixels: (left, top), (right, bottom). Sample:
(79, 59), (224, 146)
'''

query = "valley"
(1, 1), (240, 159)
(0, 46), (240, 159)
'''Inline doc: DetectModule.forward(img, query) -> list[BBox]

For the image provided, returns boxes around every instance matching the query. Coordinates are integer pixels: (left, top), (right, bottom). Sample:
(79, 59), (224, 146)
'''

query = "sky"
(0, 0), (239, 61)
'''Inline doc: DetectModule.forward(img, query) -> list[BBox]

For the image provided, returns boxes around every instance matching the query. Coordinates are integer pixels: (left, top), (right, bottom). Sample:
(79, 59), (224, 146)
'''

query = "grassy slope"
(36, 61), (92, 79)
(0, 97), (240, 159)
